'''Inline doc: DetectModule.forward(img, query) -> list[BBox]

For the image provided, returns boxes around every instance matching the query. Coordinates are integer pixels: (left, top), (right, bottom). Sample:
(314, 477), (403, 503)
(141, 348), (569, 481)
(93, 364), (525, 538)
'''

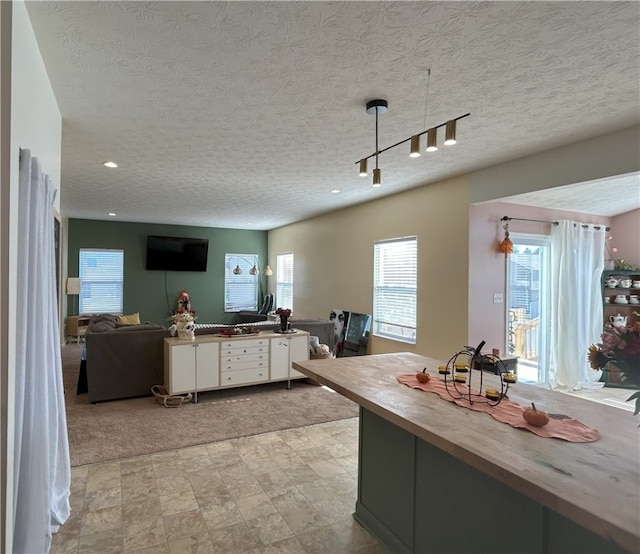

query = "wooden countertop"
(293, 352), (640, 553)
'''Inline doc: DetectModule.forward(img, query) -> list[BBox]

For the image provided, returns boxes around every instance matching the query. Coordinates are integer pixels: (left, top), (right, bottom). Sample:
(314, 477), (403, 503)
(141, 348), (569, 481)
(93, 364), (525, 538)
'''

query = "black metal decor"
(440, 341), (517, 406)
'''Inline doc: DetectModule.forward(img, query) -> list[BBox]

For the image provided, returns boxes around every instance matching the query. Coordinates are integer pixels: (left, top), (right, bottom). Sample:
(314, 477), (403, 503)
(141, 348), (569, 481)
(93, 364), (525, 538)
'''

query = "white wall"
(0, 3), (12, 549)
(11, 0), (61, 191)
(1, 1), (62, 549)
(469, 126), (640, 203)
(269, 175), (470, 361)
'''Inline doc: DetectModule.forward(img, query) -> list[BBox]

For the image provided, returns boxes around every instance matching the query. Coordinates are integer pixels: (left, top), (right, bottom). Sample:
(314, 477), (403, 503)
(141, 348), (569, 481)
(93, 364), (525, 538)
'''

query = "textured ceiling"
(26, 1), (640, 230)
(500, 173), (640, 217)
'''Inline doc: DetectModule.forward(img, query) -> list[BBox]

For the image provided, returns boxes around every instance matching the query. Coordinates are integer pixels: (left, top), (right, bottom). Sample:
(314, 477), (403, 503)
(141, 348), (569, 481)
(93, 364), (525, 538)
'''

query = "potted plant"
(275, 307), (292, 333)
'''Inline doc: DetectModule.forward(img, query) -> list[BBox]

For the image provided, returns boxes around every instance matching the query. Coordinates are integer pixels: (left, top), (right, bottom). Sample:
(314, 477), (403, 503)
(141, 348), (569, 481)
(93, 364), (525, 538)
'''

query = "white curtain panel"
(14, 150), (71, 553)
(549, 220), (605, 389)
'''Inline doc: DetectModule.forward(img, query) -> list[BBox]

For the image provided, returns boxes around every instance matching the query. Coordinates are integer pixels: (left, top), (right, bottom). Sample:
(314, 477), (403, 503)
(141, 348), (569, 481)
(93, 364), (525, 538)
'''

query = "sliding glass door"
(505, 234), (551, 383)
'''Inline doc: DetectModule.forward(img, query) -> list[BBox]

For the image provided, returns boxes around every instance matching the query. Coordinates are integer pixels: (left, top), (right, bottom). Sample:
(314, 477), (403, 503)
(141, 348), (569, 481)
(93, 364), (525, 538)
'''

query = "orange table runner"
(397, 374), (599, 442)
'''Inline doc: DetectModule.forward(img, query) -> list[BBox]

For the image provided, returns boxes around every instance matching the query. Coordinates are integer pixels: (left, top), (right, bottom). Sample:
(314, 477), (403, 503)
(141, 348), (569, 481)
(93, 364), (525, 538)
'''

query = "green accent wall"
(67, 219), (268, 326)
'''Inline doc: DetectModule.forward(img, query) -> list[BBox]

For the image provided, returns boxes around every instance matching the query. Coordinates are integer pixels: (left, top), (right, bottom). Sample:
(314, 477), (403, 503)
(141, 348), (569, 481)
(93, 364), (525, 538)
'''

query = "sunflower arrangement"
(588, 320), (640, 388)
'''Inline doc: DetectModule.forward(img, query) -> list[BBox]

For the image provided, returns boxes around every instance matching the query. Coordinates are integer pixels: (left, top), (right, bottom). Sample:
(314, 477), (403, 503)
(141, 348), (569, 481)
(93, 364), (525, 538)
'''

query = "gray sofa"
(84, 315), (170, 403)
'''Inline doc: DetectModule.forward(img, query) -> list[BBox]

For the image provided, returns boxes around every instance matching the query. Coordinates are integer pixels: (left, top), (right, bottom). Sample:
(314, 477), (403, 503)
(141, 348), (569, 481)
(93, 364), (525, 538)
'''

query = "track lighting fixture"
(356, 73), (469, 186)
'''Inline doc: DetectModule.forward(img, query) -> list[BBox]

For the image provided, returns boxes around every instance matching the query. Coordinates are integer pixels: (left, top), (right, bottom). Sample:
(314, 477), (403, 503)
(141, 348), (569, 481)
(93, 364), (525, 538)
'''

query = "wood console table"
(293, 353), (639, 553)
(66, 315), (91, 344)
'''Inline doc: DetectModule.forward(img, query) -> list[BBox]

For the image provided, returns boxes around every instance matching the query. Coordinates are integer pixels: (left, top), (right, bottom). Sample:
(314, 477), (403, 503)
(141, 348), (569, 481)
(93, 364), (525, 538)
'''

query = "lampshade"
(249, 264), (258, 276)
(444, 119), (457, 145)
(426, 128), (438, 152)
(372, 168), (381, 187)
(233, 265), (242, 275)
(358, 159), (367, 177)
(66, 277), (81, 295)
(409, 135), (420, 157)
(264, 265), (273, 276)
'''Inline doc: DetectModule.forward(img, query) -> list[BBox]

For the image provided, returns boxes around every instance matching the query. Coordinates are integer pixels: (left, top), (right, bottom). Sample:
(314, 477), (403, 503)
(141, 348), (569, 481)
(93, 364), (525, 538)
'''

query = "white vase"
(604, 259), (615, 271)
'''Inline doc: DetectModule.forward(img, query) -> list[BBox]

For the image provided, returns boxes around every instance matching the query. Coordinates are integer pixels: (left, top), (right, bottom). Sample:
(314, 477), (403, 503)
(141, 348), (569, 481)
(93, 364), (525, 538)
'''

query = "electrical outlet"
(493, 293), (503, 304)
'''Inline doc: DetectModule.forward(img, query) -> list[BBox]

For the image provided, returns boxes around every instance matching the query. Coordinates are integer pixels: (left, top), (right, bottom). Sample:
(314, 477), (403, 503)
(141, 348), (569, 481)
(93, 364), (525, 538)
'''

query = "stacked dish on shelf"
(604, 275), (640, 305)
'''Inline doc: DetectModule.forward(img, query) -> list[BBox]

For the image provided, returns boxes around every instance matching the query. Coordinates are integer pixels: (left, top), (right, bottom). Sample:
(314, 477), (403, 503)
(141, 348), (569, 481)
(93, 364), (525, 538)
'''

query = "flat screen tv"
(145, 235), (209, 272)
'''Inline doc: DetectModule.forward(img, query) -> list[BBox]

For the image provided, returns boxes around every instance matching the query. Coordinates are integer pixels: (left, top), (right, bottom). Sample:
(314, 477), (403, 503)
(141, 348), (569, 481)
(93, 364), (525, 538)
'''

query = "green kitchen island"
(293, 352), (639, 554)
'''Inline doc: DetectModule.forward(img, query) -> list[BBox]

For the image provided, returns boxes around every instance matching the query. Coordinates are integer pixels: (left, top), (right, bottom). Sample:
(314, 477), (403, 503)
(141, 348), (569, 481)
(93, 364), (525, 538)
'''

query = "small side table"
(66, 316), (90, 344)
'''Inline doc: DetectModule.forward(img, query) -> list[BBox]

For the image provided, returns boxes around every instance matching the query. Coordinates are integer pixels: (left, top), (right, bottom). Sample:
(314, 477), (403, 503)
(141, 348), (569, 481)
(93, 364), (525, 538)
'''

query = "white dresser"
(164, 330), (309, 399)
(220, 336), (269, 386)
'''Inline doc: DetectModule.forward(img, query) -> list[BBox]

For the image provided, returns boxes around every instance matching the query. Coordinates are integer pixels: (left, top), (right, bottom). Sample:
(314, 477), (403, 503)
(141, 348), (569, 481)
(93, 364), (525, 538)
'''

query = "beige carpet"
(62, 344), (359, 466)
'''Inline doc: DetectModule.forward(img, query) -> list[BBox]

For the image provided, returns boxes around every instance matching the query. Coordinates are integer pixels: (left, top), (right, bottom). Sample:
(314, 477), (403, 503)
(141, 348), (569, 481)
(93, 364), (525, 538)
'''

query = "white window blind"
(276, 253), (294, 311)
(373, 237), (417, 343)
(224, 254), (259, 312)
(79, 249), (124, 314)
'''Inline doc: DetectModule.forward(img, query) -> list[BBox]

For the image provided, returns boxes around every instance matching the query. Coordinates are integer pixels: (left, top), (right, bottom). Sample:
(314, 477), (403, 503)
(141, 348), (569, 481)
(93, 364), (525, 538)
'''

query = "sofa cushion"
(116, 312), (141, 325)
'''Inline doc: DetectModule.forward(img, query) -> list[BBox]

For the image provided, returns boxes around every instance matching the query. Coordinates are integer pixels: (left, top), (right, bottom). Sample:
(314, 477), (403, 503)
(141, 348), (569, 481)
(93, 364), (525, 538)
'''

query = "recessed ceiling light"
(330, 188), (341, 194)
(102, 161), (118, 168)
(107, 212), (116, 217)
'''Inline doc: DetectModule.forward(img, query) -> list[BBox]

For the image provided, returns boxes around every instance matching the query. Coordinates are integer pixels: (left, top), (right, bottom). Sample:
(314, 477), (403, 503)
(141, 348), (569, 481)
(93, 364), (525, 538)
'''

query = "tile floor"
(51, 417), (389, 554)
(52, 384), (634, 554)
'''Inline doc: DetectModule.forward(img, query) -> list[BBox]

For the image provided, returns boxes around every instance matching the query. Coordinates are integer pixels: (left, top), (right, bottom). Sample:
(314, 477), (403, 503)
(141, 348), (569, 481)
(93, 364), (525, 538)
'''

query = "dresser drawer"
(221, 338), (268, 349)
(221, 359), (268, 372)
(221, 344), (268, 357)
(221, 367), (268, 386)
(222, 352), (267, 365)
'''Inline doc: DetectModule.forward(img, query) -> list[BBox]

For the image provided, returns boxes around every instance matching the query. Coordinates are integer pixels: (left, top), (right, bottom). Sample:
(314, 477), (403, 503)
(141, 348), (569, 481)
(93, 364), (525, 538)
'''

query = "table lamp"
(66, 277), (81, 314)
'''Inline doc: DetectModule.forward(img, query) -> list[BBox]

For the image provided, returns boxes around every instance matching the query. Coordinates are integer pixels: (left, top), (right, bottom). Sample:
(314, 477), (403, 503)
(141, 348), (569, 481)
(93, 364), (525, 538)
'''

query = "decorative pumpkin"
(523, 403), (549, 427)
(416, 369), (431, 383)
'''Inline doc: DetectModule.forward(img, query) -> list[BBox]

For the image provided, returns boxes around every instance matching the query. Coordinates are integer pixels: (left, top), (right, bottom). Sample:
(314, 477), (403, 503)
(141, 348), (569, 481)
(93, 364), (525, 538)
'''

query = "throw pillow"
(116, 312), (141, 325)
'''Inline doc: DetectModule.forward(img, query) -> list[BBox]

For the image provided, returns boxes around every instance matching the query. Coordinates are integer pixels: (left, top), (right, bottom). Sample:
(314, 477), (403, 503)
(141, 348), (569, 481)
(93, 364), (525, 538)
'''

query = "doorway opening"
(505, 234), (551, 384)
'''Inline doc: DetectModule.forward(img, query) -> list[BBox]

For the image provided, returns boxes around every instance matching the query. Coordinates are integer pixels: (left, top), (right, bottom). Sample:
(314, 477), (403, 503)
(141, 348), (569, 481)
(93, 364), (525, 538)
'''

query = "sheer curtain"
(13, 150), (71, 552)
(549, 220), (605, 390)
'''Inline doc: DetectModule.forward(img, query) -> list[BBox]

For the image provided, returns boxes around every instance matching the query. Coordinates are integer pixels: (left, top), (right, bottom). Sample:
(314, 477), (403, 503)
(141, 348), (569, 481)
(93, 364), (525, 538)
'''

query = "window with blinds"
(79, 249), (124, 314)
(373, 237), (417, 343)
(224, 254), (259, 312)
(276, 253), (294, 311)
